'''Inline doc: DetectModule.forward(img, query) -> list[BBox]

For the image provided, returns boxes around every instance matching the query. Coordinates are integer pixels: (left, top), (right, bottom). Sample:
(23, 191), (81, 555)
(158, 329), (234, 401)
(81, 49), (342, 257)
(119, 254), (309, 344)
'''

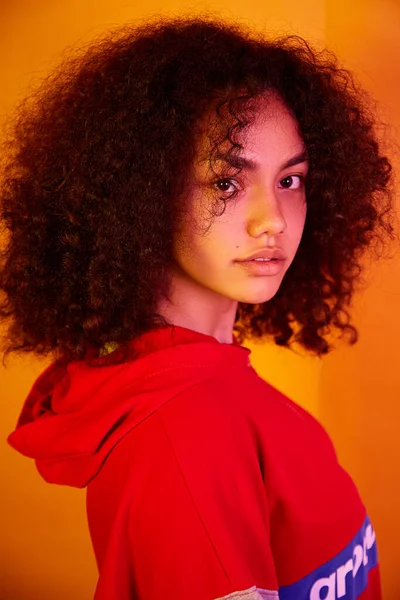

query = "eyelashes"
(213, 174), (306, 199)
(279, 175), (305, 190)
(213, 178), (240, 197)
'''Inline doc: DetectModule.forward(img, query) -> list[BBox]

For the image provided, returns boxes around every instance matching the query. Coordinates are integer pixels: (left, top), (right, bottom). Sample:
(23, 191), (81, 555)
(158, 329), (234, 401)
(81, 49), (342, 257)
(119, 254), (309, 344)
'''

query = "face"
(171, 94), (309, 311)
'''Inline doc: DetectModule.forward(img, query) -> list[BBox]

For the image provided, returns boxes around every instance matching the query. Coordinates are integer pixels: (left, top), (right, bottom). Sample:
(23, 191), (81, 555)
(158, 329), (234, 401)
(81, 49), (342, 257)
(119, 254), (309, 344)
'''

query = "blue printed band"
(279, 515), (378, 600)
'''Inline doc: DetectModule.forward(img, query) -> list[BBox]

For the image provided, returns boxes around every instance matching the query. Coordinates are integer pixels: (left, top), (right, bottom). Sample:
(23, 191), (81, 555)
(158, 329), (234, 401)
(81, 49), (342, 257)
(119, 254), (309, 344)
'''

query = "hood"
(7, 325), (250, 488)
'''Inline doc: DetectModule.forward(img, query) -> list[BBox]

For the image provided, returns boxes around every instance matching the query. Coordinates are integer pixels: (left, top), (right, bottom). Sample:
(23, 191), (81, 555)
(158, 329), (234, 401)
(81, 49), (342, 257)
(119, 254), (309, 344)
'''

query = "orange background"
(1, 1), (399, 599)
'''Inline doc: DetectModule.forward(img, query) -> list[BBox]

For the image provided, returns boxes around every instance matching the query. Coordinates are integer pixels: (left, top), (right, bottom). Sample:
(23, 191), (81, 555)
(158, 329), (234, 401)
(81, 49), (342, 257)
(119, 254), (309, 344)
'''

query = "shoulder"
(88, 373), (264, 499)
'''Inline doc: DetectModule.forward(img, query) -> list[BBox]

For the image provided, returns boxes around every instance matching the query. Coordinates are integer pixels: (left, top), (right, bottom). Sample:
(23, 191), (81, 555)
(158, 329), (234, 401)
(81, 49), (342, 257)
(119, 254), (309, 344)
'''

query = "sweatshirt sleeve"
(88, 379), (279, 600)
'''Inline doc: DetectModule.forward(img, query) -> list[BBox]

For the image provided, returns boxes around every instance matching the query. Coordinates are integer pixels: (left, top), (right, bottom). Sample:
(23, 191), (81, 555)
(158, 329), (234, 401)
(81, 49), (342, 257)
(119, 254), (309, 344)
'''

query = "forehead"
(194, 92), (305, 169)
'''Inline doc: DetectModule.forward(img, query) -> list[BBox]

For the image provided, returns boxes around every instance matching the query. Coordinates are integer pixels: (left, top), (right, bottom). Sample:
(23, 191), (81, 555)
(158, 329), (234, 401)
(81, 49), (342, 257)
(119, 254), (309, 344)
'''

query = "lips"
(238, 248), (287, 262)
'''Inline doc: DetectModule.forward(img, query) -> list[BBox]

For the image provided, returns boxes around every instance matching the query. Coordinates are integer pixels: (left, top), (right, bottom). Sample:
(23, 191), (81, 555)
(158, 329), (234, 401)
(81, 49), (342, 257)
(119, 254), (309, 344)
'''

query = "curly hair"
(0, 14), (396, 369)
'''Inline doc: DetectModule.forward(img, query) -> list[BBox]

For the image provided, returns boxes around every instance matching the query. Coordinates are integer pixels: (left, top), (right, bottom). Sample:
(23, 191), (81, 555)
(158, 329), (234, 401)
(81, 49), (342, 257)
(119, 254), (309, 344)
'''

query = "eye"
(214, 178), (240, 197)
(279, 175), (304, 190)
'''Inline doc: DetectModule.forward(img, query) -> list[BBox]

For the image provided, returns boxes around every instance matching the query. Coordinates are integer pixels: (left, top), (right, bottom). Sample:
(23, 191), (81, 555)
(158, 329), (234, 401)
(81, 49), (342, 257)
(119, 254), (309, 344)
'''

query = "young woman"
(1, 15), (396, 600)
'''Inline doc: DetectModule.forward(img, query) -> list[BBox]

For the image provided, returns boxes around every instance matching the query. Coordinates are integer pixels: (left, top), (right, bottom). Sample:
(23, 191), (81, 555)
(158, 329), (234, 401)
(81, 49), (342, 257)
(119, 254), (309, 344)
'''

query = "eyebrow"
(212, 148), (309, 172)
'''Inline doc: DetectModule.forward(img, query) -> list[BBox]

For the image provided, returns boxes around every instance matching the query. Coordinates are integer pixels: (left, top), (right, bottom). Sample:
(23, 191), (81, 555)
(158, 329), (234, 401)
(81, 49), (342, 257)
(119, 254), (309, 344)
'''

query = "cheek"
(286, 199), (307, 232)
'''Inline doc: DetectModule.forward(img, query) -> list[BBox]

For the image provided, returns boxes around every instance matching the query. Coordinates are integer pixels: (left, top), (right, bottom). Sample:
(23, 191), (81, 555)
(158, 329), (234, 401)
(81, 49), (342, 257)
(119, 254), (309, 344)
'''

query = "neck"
(157, 271), (238, 344)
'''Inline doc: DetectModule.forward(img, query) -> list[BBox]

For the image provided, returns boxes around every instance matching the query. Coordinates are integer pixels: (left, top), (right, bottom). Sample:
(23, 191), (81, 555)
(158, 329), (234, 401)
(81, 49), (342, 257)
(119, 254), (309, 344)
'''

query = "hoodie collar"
(7, 325), (250, 488)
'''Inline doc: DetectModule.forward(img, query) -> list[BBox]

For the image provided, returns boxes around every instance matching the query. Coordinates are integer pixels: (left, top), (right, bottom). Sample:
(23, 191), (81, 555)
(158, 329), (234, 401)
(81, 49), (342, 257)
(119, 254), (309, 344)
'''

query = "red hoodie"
(7, 325), (381, 600)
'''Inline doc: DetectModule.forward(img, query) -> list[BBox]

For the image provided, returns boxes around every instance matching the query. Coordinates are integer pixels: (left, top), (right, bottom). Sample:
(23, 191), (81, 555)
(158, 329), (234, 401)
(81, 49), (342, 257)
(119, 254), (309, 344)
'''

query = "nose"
(246, 190), (287, 239)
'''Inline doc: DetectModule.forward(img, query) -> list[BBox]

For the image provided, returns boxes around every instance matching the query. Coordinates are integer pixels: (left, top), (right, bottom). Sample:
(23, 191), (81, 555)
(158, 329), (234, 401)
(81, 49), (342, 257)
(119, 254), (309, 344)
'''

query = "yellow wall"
(320, 2), (400, 599)
(0, 1), (398, 598)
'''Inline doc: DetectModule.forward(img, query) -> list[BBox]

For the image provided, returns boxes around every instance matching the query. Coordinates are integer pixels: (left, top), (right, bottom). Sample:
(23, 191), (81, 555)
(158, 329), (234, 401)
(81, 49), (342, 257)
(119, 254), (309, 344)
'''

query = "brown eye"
(279, 175), (304, 190)
(214, 178), (240, 197)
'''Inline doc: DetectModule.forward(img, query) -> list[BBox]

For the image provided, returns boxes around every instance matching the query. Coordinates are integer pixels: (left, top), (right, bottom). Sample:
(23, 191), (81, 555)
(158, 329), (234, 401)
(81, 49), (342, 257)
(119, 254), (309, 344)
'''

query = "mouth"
(246, 258), (279, 262)
(236, 257), (286, 276)
(239, 247), (287, 262)
(238, 257), (284, 264)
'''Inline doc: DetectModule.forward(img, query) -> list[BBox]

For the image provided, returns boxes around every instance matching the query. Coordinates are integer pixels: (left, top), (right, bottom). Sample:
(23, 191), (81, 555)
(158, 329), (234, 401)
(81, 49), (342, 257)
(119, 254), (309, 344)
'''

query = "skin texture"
(158, 95), (309, 343)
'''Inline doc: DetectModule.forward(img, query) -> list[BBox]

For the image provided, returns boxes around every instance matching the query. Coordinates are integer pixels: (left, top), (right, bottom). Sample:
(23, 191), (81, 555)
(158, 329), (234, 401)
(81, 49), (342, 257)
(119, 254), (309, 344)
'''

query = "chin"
(234, 284), (282, 305)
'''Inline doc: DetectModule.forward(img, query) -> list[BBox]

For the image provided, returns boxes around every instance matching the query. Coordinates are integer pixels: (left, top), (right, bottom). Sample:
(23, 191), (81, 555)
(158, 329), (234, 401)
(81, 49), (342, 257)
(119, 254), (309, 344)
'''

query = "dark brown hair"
(0, 15), (396, 368)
